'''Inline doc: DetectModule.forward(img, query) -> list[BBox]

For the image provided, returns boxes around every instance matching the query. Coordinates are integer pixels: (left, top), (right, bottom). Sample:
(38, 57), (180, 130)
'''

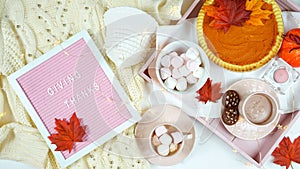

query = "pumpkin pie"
(197, 0), (284, 71)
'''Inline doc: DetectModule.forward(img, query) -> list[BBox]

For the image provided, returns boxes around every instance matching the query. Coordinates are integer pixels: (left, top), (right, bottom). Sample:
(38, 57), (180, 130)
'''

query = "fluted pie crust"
(197, 0), (284, 72)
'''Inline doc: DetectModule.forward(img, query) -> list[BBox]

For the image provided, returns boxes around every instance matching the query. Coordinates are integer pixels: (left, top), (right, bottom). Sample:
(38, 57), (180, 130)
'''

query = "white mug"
(150, 123), (193, 157)
(238, 92), (280, 127)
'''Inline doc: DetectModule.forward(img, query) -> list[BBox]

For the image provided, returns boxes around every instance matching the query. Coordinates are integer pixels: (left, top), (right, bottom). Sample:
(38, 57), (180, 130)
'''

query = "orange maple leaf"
(272, 136), (300, 169)
(48, 113), (86, 153)
(197, 78), (223, 104)
(245, 0), (272, 26)
(203, 0), (251, 33)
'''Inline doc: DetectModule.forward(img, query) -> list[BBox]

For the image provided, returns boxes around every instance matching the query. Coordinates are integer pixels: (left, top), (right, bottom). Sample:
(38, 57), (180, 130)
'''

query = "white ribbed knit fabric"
(0, 0), (183, 168)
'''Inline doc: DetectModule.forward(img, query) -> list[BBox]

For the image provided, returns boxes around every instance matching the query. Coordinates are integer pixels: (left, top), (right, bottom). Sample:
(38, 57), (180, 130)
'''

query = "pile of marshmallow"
(152, 125), (183, 156)
(159, 47), (205, 91)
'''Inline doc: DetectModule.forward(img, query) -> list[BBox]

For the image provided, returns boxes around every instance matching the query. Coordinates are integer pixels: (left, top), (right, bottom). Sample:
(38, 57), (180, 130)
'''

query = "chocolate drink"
(244, 94), (272, 124)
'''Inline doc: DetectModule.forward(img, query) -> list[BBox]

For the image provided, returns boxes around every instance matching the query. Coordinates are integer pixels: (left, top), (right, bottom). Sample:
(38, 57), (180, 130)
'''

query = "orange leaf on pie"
(272, 136), (300, 169)
(197, 78), (223, 104)
(48, 112), (86, 153)
(245, 0), (272, 26)
(203, 0), (251, 33)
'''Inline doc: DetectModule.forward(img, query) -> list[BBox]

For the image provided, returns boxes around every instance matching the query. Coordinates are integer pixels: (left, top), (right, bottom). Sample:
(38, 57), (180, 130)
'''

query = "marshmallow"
(170, 132), (183, 144)
(169, 143), (178, 153)
(157, 144), (169, 156)
(152, 135), (161, 146)
(160, 54), (171, 67)
(171, 56), (184, 68)
(160, 67), (171, 80)
(159, 133), (172, 145)
(155, 125), (168, 137)
(176, 77), (188, 91)
(172, 68), (182, 79)
(180, 53), (189, 62)
(186, 47), (199, 60)
(186, 73), (198, 84)
(178, 65), (190, 77)
(193, 67), (205, 78)
(164, 77), (177, 90)
(186, 60), (200, 72)
(169, 51), (179, 58)
(195, 57), (202, 66)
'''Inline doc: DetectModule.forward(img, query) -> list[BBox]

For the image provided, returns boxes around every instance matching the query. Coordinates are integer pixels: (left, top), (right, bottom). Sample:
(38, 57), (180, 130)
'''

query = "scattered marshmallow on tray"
(159, 47), (205, 92)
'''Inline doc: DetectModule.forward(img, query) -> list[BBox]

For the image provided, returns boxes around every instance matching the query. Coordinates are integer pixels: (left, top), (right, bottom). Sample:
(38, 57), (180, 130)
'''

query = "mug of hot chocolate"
(150, 124), (193, 157)
(238, 92), (280, 127)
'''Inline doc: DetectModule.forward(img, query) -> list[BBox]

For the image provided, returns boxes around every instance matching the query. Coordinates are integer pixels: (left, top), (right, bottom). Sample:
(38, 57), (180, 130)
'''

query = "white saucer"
(221, 79), (280, 140)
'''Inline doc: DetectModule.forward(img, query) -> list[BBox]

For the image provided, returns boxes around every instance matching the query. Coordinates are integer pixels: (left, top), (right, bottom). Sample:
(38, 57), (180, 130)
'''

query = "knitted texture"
(0, 123), (49, 169)
(1, 19), (25, 76)
(0, 0), (183, 168)
(2, 77), (33, 127)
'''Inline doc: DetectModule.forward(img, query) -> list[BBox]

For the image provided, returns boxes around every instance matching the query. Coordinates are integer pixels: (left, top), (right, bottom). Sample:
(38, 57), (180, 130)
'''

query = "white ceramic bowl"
(155, 40), (210, 95)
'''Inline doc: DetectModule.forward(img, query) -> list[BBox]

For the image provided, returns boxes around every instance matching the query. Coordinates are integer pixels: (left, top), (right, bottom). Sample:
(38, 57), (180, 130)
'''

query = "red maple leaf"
(203, 0), (252, 33)
(197, 78), (223, 104)
(48, 113), (86, 153)
(272, 136), (300, 169)
(293, 136), (300, 164)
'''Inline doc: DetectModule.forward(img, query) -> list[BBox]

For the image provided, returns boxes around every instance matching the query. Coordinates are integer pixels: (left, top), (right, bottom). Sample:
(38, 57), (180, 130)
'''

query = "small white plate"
(221, 79), (281, 140)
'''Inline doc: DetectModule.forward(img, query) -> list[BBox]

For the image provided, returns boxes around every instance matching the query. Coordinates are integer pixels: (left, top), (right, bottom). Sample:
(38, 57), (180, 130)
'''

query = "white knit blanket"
(0, 0), (183, 168)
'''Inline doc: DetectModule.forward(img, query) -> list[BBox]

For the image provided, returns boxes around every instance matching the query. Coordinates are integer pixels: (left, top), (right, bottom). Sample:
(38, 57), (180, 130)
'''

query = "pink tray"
(139, 0), (300, 167)
(197, 112), (300, 167)
(276, 0), (300, 11)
